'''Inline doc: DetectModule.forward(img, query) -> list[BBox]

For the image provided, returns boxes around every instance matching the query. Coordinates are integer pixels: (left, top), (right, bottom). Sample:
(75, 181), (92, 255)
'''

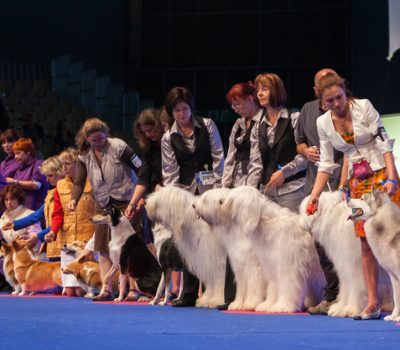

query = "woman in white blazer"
(306, 74), (399, 320)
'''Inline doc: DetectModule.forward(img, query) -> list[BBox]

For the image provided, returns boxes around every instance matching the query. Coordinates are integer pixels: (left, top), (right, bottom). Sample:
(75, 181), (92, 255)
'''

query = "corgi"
(62, 241), (96, 262)
(12, 240), (62, 295)
(62, 258), (102, 298)
(0, 241), (21, 294)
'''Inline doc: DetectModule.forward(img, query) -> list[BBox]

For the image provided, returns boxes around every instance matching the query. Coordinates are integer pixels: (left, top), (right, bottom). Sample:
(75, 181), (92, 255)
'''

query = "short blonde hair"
(40, 156), (63, 176)
(59, 148), (78, 164)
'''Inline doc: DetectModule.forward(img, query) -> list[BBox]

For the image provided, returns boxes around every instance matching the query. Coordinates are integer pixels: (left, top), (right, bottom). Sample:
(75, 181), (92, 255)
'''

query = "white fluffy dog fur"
(194, 187), (266, 310)
(145, 186), (226, 308)
(220, 186), (324, 313)
(347, 190), (400, 321)
(299, 191), (393, 317)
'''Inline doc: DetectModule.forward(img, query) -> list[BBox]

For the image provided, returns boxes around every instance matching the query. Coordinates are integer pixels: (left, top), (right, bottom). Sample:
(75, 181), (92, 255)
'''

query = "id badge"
(195, 170), (215, 185)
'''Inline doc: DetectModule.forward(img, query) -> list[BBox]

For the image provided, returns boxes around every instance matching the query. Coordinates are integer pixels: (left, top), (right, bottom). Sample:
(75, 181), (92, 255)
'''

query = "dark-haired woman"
(162, 87), (224, 193)
(125, 108), (165, 218)
(161, 86), (224, 307)
(0, 185), (41, 250)
(0, 128), (21, 179)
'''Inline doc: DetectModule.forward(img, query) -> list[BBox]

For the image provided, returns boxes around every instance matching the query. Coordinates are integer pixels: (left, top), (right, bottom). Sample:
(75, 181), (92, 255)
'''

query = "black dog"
(120, 233), (161, 296)
(150, 225), (185, 305)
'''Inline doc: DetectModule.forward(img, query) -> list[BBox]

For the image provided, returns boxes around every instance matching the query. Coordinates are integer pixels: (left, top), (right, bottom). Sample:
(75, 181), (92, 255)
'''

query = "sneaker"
(308, 300), (334, 315)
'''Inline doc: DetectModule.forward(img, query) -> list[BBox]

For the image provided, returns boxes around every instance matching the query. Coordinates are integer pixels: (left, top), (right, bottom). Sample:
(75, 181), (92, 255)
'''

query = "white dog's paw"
(84, 293), (95, 298)
(138, 296), (151, 302)
(255, 300), (273, 312)
(340, 305), (362, 318)
(11, 290), (19, 295)
(384, 314), (400, 322)
(195, 296), (211, 308)
(228, 300), (244, 311)
(328, 303), (360, 318)
(149, 299), (158, 305)
(268, 303), (298, 313)
(114, 296), (124, 302)
(206, 298), (222, 309)
(243, 298), (262, 311)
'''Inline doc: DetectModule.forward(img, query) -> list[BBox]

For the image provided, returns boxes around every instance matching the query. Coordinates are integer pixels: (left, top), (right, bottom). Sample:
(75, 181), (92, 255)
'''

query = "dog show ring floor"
(0, 293), (399, 350)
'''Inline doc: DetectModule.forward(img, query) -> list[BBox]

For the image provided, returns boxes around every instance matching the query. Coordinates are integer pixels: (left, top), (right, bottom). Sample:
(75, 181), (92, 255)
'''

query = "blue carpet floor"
(0, 294), (399, 350)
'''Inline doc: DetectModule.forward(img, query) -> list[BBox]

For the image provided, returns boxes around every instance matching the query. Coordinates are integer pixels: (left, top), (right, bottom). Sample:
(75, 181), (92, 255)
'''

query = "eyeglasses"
(231, 103), (241, 110)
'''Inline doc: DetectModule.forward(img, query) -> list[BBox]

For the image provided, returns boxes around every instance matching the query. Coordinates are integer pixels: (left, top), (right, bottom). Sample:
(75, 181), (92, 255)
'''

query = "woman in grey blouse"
(223, 81), (262, 188)
(247, 73), (307, 212)
(161, 86), (224, 194)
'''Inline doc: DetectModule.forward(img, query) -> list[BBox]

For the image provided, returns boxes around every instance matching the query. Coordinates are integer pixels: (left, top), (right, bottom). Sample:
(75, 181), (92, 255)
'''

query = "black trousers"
(0, 273), (12, 292)
(315, 241), (339, 302)
(224, 258), (236, 304)
(179, 266), (200, 303)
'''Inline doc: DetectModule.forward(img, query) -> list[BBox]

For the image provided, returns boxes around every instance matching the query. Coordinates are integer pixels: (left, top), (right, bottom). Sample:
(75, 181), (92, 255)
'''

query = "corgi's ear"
(12, 240), (19, 250)
(1, 241), (11, 253)
(76, 255), (86, 263)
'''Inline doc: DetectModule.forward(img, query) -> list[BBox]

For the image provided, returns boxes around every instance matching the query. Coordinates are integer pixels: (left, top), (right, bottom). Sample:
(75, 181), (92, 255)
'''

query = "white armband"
(33, 181), (42, 189)
(130, 154), (142, 168)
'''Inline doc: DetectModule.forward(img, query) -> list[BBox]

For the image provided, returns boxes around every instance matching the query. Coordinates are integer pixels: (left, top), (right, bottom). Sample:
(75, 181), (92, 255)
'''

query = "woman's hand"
(266, 170), (285, 189)
(304, 146), (320, 163)
(44, 231), (56, 243)
(5, 177), (15, 184)
(306, 196), (319, 216)
(124, 203), (137, 219)
(383, 180), (397, 196)
(67, 200), (77, 211)
(15, 231), (30, 240)
(26, 235), (39, 248)
(2, 221), (14, 231)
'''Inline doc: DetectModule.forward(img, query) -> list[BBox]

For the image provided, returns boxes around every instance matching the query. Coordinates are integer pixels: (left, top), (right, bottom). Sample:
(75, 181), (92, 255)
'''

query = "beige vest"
(56, 177), (95, 248)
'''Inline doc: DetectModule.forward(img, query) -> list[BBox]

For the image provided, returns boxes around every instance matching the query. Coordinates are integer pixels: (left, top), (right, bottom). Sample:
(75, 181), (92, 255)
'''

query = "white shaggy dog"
(145, 186), (226, 308)
(220, 186), (324, 313)
(299, 191), (393, 317)
(194, 187), (266, 310)
(347, 190), (400, 321)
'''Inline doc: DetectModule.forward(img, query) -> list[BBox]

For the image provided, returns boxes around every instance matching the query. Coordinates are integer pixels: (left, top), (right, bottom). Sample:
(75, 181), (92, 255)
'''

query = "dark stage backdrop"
(133, 0), (352, 111)
(0, 0), (398, 115)
(0, 0), (127, 82)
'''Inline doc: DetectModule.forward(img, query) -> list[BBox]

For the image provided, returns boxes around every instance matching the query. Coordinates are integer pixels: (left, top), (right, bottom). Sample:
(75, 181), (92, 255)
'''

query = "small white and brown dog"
(61, 240), (101, 298)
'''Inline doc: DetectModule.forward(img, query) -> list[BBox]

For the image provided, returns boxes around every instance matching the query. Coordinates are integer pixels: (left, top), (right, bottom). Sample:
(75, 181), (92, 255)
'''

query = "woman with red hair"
(223, 82), (262, 187)
(5, 138), (48, 211)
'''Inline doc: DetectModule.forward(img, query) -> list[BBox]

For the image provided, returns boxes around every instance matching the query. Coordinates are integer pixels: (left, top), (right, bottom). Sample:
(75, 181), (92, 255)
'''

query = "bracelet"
(127, 203), (135, 208)
(387, 179), (397, 185)
(14, 179), (18, 186)
(338, 184), (349, 193)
